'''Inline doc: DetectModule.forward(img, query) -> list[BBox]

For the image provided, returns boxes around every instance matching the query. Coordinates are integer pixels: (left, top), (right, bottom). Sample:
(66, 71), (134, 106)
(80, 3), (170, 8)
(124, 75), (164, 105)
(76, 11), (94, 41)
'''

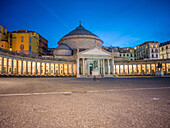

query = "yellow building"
(9, 30), (39, 56)
(0, 25), (10, 50)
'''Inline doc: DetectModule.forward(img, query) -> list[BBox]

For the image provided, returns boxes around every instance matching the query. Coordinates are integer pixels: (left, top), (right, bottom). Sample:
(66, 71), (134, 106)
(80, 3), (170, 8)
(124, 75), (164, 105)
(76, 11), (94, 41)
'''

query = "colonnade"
(115, 62), (170, 75)
(0, 56), (76, 76)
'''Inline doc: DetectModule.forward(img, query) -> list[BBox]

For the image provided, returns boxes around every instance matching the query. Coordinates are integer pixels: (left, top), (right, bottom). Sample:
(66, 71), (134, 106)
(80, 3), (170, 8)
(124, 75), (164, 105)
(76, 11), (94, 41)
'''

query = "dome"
(63, 24), (98, 38)
(53, 44), (72, 56)
(56, 44), (71, 50)
(57, 24), (103, 50)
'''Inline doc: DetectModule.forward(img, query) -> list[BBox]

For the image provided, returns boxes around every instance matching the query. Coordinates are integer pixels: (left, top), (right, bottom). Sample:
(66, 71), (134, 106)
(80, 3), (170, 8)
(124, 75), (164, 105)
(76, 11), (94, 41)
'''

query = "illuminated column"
(141, 64), (142, 75)
(123, 64), (125, 75)
(16, 59), (18, 75)
(21, 60), (23, 75)
(150, 64), (152, 75)
(54, 63), (55, 76)
(165, 63), (167, 75)
(67, 64), (69, 76)
(87, 59), (90, 75)
(49, 63), (51, 76)
(45, 63), (46, 76)
(6, 58), (9, 75)
(35, 61), (37, 76)
(155, 63), (156, 73)
(11, 59), (13, 74)
(31, 61), (32, 75)
(127, 64), (129, 75)
(107, 59), (110, 75)
(98, 59), (100, 75)
(1, 57), (4, 74)
(136, 64), (138, 75)
(58, 64), (60, 76)
(26, 61), (28, 75)
(103, 59), (105, 76)
(62, 64), (64, 76)
(119, 65), (121, 75)
(72, 64), (73, 76)
(77, 57), (79, 76)
(40, 62), (42, 76)
(145, 64), (147, 75)
(132, 64), (133, 75)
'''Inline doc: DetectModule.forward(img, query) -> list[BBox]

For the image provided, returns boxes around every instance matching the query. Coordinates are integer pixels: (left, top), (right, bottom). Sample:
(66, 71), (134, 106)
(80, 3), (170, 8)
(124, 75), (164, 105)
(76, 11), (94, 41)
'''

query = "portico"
(76, 47), (114, 77)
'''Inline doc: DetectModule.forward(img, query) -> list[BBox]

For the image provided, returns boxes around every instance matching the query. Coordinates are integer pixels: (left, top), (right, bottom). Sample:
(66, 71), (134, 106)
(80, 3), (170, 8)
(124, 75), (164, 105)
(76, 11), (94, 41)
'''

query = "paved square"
(0, 77), (170, 128)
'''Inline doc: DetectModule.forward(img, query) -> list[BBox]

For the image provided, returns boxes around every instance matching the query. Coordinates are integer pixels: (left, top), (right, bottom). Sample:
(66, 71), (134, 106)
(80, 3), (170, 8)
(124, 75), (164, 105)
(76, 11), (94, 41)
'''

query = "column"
(107, 59), (110, 75)
(150, 64), (152, 75)
(141, 64), (142, 75)
(62, 64), (64, 76)
(49, 63), (51, 76)
(35, 62), (37, 76)
(155, 63), (156, 73)
(98, 59), (100, 75)
(103, 59), (105, 76)
(67, 64), (69, 76)
(123, 64), (125, 75)
(7, 58), (9, 75)
(119, 65), (121, 75)
(77, 57), (79, 76)
(54, 63), (55, 76)
(31, 61), (32, 75)
(112, 59), (114, 75)
(11, 59), (13, 74)
(165, 63), (167, 75)
(127, 64), (129, 75)
(40, 62), (42, 76)
(26, 61), (28, 75)
(58, 64), (60, 76)
(83, 58), (85, 75)
(16, 59), (18, 75)
(1, 57), (4, 74)
(45, 63), (46, 76)
(136, 64), (138, 75)
(145, 64), (147, 75)
(87, 59), (90, 75)
(72, 64), (73, 76)
(132, 64), (133, 75)
(21, 60), (23, 75)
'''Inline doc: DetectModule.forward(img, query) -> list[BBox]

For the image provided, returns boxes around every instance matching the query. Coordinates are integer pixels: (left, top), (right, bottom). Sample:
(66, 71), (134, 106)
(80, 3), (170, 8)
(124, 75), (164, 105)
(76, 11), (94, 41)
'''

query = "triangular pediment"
(80, 47), (111, 56)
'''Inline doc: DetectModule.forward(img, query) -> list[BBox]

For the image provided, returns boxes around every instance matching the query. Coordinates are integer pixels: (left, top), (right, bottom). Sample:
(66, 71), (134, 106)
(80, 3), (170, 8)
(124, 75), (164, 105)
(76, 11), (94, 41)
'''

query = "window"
(120, 54), (121, 57)
(29, 37), (31, 43)
(162, 47), (164, 51)
(156, 54), (158, 58)
(152, 54), (154, 58)
(127, 54), (129, 57)
(152, 49), (154, 52)
(166, 46), (168, 49)
(123, 54), (125, 57)
(29, 45), (31, 51)
(131, 54), (133, 57)
(155, 49), (158, 53)
(21, 36), (24, 42)
(3, 28), (5, 34)
(37, 42), (38, 47)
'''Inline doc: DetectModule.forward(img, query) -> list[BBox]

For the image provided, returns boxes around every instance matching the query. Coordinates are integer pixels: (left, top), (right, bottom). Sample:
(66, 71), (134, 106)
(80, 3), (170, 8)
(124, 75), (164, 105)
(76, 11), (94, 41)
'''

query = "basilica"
(0, 24), (170, 77)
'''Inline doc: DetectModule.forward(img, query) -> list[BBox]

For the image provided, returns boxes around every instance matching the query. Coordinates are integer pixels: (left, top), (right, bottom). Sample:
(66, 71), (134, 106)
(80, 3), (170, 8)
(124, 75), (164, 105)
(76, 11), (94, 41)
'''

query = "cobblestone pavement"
(0, 77), (170, 128)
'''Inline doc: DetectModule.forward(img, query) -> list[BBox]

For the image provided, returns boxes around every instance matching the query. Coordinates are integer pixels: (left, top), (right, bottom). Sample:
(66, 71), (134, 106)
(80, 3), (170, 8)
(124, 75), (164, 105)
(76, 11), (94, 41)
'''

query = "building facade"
(160, 41), (170, 59)
(136, 41), (160, 60)
(0, 25), (10, 50)
(0, 24), (170, 77)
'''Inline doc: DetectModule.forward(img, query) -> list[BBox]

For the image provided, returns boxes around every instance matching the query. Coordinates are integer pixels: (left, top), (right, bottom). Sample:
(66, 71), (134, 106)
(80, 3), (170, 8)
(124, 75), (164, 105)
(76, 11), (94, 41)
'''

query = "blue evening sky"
(1, 0), (170, 48)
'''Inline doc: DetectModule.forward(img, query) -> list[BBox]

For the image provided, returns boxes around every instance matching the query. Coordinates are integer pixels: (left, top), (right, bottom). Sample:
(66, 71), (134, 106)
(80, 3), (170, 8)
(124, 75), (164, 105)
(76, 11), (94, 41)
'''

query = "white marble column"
(67, 64), (69, 76)
(6, 58), (9, 75)
(26, 61), (28, 75)
(49, 63), (51, 76)
(16, 59), (18, 75)
(11, 59), (13, 75)
(54, 63), (55, 76)
(98, 59), (100, 75)
(103, 59), (105, 76)
(58, 64), (60, 76)
(112, 59), (114, 75)
(77, 57), (79, 76)
(107, 59), (110, 75)
(35, 62), (37, 76)
(127, 64), (129, 75)
(83, 58), (85, 76)
(119, 65), (121, 75)
(87, 59), (90, 75)
(62, 64), (64, 76)
(123, 64), (125, 75)
(40, 62), (42, 76)
(21, 60), (23, 75)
